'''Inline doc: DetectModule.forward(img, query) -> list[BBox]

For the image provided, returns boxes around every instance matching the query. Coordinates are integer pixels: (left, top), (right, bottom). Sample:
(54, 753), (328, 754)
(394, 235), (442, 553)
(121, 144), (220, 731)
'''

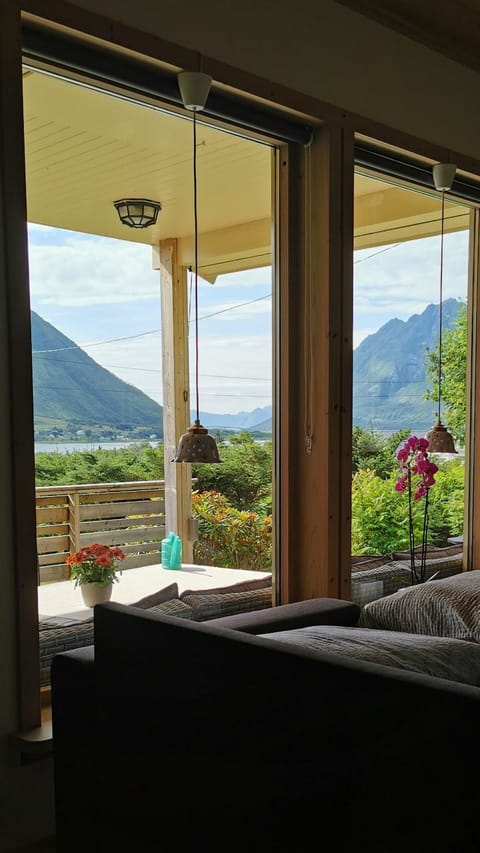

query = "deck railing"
(36, 480), (166, 583)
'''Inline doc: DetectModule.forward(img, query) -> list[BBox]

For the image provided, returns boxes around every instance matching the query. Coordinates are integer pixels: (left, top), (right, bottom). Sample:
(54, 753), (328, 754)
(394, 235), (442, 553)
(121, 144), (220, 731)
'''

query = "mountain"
(195, 405), (272, 430)
(353, 298), (462, 432)
(31, 311), (163, 434)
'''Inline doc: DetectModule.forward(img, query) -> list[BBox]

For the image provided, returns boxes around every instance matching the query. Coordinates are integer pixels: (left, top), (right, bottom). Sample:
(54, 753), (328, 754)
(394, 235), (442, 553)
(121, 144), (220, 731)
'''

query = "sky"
(27, 223), (272, 415)
(27, 222), (469, 415)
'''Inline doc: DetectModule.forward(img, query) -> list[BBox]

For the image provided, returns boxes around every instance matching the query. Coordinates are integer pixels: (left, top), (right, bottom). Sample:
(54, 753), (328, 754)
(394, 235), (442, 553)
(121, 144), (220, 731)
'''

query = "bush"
(192, 490), (272, 571)
(351, 458), (465, 555)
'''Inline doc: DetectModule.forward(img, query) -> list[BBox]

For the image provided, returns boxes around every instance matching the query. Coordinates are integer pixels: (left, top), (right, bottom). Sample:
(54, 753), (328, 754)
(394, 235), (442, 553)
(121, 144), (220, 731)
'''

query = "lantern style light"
(173, 71), (222, 464)
(113, 198), (161, 229)
(425, 163), (458, 455)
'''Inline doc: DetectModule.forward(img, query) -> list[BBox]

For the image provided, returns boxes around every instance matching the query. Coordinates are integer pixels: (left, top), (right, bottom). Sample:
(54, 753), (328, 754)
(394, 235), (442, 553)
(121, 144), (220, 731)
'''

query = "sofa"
(51, 577), (480, 853)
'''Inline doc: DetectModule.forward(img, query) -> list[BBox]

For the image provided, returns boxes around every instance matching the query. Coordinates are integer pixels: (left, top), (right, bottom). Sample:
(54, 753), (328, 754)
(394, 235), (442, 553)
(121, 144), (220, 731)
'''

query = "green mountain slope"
(353, 299), (462, 432)
(31, 311), (163, 434)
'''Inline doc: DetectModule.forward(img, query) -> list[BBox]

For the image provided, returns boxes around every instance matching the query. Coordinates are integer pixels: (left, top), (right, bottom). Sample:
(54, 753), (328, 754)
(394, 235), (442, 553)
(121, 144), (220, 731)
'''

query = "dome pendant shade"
(424, 421), (457, 455)
(172, 421), (222, 463)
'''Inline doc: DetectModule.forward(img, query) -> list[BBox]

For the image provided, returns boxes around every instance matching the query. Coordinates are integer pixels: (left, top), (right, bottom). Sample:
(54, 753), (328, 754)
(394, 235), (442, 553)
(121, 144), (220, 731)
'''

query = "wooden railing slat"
(37, 523), (69, 537)
(80, 499), (165, 520)
(36, 506), (69, 523)
(80, 515), (164, 533)
(79, 527), (165, 548)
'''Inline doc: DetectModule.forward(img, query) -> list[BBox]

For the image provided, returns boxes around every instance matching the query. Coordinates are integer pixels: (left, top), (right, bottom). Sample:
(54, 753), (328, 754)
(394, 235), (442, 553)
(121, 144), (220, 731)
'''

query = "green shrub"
(192, 490), (272, 571)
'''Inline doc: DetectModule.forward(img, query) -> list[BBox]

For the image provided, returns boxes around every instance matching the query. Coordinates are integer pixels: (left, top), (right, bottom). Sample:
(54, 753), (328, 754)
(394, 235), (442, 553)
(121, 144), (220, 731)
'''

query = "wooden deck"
(38, 562), (272, 621)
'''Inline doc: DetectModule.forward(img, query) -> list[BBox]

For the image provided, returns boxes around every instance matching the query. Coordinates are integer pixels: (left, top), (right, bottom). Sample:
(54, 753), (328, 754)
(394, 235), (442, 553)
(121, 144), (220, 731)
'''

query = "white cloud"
(354, 231), (469, 325)
(87, 333), (272, 414)
(199, 296), (271, 322)
(28, 234), (159, 308)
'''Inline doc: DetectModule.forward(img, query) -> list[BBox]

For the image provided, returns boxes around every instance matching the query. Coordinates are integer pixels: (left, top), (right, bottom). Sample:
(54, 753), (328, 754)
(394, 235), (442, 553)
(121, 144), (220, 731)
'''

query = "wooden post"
(153, 239), (193, 562)
(69, 490), (81, 555)
(465, 208), (480, 571)
(278, 127), (354, 603)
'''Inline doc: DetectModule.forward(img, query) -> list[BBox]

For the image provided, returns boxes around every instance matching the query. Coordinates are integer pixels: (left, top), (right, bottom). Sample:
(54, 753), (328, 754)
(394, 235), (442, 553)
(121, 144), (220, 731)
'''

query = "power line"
(34, 353), (271, 381)
(32, 291), (272, 354)
(354, 243), (401, 265)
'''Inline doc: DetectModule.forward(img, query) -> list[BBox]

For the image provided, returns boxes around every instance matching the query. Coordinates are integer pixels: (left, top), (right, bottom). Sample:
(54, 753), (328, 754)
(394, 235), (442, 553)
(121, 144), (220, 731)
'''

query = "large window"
(22, 63), (274, 692)
(351, 168), (472, 604)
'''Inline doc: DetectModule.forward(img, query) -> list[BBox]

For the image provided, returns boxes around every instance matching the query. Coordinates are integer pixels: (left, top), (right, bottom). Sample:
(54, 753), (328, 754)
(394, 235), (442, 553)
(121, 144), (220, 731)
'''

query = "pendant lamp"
(173, 71), (222, 464)
(425, 163), (458, 455)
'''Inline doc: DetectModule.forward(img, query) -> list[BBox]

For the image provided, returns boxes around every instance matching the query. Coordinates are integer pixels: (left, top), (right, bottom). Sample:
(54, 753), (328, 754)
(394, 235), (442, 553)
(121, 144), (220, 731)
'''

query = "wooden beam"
(154, 240), (193, 562)
(0, 1), (40, 730)
(465, 208), (480, 571)
(279, 127), (354, 602)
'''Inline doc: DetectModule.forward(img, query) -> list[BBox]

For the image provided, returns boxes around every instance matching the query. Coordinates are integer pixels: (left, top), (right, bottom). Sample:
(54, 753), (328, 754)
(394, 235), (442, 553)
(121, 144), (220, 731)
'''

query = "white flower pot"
(80, 582), (113, 608)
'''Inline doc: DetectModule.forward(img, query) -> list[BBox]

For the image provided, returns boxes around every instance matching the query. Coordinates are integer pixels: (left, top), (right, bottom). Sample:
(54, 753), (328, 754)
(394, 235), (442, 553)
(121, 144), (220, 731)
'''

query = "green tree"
(192, 431), (272, 512)
(425, 302), (467, 444)
(352, 426), (410, 478)
(35, 443), (164, 486)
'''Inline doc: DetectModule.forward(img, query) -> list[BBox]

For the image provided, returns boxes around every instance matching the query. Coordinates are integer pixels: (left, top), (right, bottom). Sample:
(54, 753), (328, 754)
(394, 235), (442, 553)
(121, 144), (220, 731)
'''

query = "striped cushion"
(359, 570), (480, 641)
(181, 579), (273, 622)
(148, 599), (193, 620)
(39, 620), (94, 686)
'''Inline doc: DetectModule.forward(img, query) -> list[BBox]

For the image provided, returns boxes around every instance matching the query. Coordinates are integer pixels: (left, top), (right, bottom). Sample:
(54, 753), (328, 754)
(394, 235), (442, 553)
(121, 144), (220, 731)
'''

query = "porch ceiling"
(22, 69), (469, 275)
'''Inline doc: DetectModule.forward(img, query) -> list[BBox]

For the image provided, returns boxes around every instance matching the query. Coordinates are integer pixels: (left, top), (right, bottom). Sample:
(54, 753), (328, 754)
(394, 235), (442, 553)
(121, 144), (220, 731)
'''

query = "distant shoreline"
(35, 440), (161, 454)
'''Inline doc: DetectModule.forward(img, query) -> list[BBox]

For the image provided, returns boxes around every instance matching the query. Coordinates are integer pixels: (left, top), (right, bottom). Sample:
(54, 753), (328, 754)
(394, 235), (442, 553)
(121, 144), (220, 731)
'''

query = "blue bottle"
(161, 537), (171, 568)
(170, 535), (182, 569)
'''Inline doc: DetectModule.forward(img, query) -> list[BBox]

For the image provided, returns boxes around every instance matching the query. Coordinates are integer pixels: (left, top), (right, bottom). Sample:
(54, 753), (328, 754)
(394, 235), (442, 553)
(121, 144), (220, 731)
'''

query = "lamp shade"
(172, 422), (222, 463)
(425, 421), (456, 454)
(114, 198), (161, 228)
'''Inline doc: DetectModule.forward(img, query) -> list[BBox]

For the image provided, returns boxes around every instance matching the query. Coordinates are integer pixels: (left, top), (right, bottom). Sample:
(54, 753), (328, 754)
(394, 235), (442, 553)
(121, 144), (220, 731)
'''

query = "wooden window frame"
(2, 0), (480, 728)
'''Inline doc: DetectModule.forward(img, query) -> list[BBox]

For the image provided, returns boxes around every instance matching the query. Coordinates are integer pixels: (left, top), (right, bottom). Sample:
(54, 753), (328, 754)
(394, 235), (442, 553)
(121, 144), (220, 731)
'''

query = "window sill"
(10, 719), (53, 763)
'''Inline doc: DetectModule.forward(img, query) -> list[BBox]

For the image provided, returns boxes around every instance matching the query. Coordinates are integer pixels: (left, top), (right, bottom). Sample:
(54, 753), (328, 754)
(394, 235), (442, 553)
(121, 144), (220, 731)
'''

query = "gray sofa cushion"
(39, 620), (94, 686)
(130, 581), (179, 609)
(359, 570), (480, 641)
(148, 599), (193, 619)
(260, 624), (480, 686)
(180, 575), (272, 621)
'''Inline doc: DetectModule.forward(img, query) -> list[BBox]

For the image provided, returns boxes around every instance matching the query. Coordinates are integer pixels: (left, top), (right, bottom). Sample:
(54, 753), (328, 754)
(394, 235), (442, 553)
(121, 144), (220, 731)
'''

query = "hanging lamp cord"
(193, 107), (200, 426)
(304, 142), (313, 453)
(437, 189), (445, 424)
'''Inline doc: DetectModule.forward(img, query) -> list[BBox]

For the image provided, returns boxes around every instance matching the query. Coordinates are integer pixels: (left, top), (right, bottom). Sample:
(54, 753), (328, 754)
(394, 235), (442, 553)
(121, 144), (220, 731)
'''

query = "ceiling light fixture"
(173, 71), (222, 464)
(113, 198), (161, 229)
(425, 163), (458, 455)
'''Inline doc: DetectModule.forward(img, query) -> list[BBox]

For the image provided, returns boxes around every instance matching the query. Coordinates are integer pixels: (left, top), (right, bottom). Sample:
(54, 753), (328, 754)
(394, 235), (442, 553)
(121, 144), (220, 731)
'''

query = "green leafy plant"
(192, 490), (272, 571)
(66, 543), (126, 587)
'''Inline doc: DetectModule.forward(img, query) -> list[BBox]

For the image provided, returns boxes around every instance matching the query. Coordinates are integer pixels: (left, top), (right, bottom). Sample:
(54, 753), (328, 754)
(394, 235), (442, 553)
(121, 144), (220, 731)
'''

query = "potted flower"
(394, 435), (438, 585)
(66, 543), (126, 607)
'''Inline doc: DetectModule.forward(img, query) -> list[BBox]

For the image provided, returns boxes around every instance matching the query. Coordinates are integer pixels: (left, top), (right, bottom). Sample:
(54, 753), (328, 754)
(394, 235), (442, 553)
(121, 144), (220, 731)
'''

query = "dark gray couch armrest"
(207, 597), (360, 633)
(51, 647), (95, 853)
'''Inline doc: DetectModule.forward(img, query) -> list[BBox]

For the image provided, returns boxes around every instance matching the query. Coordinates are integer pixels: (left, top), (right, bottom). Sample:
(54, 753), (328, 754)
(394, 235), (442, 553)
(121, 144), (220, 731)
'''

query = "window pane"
(352, 171), (470, 606)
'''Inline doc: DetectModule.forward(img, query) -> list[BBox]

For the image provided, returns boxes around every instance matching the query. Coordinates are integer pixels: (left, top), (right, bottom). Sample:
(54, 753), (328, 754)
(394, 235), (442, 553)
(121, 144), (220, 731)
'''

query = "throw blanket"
(260, 625), (480, 686)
